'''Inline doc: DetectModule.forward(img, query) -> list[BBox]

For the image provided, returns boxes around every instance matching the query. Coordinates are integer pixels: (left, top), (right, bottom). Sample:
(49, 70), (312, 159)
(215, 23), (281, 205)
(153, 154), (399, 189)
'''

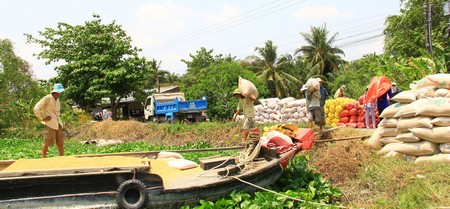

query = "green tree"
(164, 72), (181, 85)
(0, 39), (45, 136)
(25, 14), (150, 120)
(295, 24), (345, 77)
(147, 59), (169, 93)
(384, 0), (449, 63)
(180, 47), (237, 92)
(245, 40), (300, 98)
(182, 61), (267, 121)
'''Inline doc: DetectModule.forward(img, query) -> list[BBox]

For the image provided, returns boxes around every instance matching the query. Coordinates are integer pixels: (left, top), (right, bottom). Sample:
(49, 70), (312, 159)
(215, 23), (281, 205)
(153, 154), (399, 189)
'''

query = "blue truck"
(143, 92), (208, 123)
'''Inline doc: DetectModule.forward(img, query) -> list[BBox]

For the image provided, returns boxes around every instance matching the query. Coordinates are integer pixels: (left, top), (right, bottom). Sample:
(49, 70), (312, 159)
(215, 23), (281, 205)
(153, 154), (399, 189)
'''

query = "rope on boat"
(229, 176), (353, 209)
(237, 141), (261, 164)
(197, 142), (262, 178)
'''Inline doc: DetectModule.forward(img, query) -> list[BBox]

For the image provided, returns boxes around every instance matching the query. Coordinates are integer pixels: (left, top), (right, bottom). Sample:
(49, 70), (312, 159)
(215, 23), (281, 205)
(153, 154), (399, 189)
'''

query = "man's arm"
(33, 96), (49, 121)
(232, 110), (240, 121)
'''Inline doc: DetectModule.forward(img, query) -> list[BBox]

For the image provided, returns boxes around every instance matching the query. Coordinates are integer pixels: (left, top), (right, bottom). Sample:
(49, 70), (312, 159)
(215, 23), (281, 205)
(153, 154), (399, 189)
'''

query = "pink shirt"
(33, 94), (63, 130)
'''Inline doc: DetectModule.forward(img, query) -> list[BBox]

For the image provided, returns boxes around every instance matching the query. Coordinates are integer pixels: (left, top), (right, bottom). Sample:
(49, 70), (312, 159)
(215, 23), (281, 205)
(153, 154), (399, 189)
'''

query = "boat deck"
(0, 154), (273, 190)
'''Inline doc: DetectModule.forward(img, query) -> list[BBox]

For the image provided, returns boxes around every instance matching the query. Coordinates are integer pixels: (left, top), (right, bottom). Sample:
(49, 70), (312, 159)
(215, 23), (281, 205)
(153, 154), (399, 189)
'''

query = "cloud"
(200, 4), (241, 25)
(135, 1), (192, 33)
(293, 5), (354, 22)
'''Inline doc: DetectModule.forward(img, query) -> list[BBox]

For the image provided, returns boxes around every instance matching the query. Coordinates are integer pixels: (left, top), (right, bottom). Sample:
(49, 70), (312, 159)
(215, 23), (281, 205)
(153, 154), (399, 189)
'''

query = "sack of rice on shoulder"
(239, 76), (259, 99)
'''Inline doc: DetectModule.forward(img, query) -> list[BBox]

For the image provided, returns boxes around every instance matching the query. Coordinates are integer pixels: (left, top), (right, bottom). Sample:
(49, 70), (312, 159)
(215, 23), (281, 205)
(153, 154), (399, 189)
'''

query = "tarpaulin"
(365, 76), (392, 103)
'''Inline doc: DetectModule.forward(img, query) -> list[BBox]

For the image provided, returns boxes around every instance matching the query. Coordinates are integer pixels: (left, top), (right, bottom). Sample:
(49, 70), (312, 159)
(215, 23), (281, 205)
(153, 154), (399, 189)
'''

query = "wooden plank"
(77, 146), (244, 158)
(0, 161), (14, 171)
(315, 134), (371, 143)
(217, 164), (245, 176)
(199, 156), (236, 170)
(0, 165), (149, 179)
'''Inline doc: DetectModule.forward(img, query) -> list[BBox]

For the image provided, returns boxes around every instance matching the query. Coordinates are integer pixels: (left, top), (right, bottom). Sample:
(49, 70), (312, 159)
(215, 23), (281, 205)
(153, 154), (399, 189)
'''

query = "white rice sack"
(238, 76), (258, 99)
(380, 137), (402, 145)
(299, 111), (306, 118)
(391, 90), (416, 103)
(288, 119), (298, 123)
(255, 104), (263, 112)
(415, 73), (450, 90)
(366, 128), (382, 149)
(395, 132), (421, 143)
(415, 154), (450, 164)
(281, 114), (290, 120)
(285, 99), (305, 108)
(383, 150), (405, 159)
(416, 98), (450, 117)
(306, 78), (320, 92)
(279, 97), (295, 106)
(167, 159), (199, 170)
(430, 117), (450, 126)
(266, 101), (279, 110)
(263, 113), (270, 119)
(236, 115), (245, 122)
(396, 116), (433, 132)
(434, 88), (450, 98)
(261, 106), (270, 113)
(282, 107), (295, 114)
(378, 118), (398, 128)
(394, 99), (428, 118)
(269, 113), (280, 121)
(378, 141), (438, 156)
(260, 98), (279, 107)
(301, 117), (309, 123)
(293, 112), (300, 119)
(255, 116), (264, 121)
(158, 151), (183, 159)
(380, 103), (405, 118)
(378, 127), (402, 137)
(410, 127), (450, 143)
(440, 143), (450, 154)
(415, 86), (436, 99)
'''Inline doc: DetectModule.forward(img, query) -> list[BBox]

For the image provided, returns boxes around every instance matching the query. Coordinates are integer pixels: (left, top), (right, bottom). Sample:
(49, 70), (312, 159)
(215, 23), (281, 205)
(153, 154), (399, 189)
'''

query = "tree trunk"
(110, 97), (122, 121)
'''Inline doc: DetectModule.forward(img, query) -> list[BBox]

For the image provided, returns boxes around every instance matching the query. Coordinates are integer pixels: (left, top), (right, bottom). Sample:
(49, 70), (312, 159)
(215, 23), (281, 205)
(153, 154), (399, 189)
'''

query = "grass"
(308, 135), (450, 209)
(1, 122), (449, 208)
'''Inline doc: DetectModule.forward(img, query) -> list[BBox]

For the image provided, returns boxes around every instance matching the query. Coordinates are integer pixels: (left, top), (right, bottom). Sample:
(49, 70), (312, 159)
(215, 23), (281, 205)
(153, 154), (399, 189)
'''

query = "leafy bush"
(182, 155), (342, 209)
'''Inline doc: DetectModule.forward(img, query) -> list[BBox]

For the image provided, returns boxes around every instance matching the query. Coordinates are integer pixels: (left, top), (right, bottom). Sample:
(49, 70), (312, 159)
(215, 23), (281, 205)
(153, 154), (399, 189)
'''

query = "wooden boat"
(0, 139), (305, 209)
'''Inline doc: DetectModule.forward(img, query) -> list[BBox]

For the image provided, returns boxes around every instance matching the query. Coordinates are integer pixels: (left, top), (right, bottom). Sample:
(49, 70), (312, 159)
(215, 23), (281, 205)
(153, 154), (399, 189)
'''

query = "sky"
(0, 0), (402, 80)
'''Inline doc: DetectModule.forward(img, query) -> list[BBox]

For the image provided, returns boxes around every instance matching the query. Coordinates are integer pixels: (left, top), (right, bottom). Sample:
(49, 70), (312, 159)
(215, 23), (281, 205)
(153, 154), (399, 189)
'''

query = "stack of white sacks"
(368, 74), (450, 163)
(236, 97), (309, 124)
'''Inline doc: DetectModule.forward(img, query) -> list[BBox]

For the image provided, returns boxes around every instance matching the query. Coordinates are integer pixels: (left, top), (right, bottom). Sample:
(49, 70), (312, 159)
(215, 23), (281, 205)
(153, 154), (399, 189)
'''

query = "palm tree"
(148, 59), (169, 93)
(295, 24), (345, 77)
(245, 40), (300, 98)
(165, 72), (181, 85)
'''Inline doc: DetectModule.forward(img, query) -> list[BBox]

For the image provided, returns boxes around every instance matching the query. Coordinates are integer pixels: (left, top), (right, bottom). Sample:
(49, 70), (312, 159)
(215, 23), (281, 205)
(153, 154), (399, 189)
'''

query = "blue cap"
(51, 83), (65, 93)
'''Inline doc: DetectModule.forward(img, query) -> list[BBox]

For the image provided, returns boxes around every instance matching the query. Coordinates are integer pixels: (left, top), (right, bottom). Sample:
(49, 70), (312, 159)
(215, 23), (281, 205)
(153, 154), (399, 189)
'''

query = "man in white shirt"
(34, 83), (65, 158)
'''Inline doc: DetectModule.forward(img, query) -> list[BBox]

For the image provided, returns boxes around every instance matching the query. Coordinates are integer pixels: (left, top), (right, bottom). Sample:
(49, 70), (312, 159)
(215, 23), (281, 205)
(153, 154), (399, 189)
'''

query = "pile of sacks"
(336, 101), (379, 128)
(236, 97), (309, 124)
(324, 97), (357, 127)
(368, 73), (450, 163)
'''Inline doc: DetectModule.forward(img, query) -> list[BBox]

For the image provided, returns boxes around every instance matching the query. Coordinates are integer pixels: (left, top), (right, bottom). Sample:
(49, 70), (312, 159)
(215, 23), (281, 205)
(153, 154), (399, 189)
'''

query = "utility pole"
(424, 0), (433, 57)
(443, 0), (450, 38)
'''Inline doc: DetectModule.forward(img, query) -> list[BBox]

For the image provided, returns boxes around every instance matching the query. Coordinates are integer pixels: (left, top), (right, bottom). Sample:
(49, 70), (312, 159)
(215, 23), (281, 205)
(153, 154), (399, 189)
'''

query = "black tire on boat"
(116, 179), (149, 209)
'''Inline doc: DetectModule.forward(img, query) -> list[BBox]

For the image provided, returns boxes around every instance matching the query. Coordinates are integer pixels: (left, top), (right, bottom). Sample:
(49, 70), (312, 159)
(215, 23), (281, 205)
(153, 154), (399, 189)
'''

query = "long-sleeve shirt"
(33, 94), (63, 130)
(237, 98), (255, 118)
(306, 91), (321, 109)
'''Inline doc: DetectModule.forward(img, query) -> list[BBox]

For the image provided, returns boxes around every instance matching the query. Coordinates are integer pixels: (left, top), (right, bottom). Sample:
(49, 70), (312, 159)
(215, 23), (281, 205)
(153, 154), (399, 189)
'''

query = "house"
(92, 86), (181, 121)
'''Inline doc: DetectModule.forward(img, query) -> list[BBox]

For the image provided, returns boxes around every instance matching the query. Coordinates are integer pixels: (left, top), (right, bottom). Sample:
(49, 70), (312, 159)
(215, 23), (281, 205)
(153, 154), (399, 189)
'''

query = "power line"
(149, 0), (308, 53)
